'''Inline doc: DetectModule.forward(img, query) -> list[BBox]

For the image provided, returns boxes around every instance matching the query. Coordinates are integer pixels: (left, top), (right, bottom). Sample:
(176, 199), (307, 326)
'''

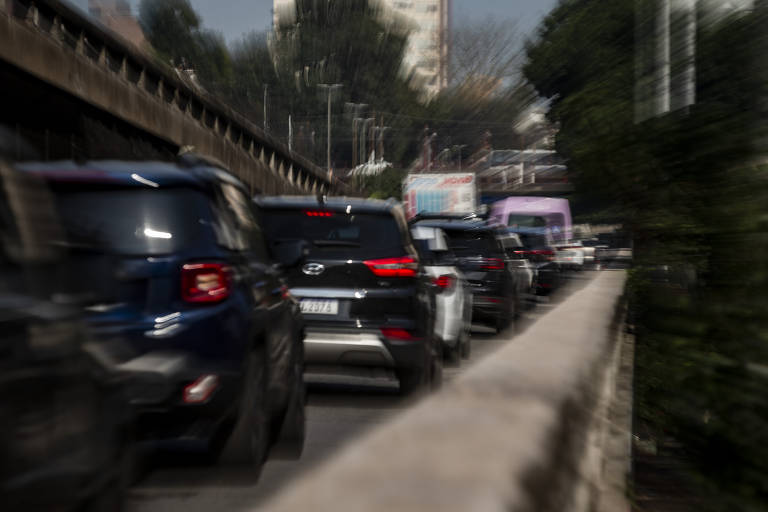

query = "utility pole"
(263, 84), (269, 132)
(318, 83), (343, 176)
(346, 102), (367, 168)
(288, 114), (293, 151)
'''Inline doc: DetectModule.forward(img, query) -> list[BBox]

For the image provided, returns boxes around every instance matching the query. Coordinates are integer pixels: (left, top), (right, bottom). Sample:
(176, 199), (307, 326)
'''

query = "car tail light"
(515, 249), (555, 261)
(480, 258), (505, 270)
(433, 274), (455, 291)
(305, 210), (333, 217)
(183, 374), (219, 403)
(181, 263), (232, 303)
(364, 256), (418, 277)
(380, 327), (420, 341)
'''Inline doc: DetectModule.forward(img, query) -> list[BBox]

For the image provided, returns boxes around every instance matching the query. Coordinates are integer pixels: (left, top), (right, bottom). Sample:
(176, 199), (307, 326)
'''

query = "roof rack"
(408, 211), (487, 224)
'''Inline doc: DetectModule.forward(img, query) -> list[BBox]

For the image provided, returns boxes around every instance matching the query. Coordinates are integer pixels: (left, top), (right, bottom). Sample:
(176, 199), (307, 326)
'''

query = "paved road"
(128, 271), (596, 512)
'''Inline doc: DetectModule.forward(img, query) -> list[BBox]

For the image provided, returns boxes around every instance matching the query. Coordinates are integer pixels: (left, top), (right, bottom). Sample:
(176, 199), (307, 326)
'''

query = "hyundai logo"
(302, 262), (325, 276)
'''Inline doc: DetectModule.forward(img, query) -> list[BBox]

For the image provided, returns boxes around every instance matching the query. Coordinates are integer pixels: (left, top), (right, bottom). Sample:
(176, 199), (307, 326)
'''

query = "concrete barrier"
(261, 271), (630, 512)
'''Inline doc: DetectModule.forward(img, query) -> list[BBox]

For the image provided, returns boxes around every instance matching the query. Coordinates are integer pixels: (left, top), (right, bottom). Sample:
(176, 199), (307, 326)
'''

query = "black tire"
(397, 367), (427, 395)
(444, 338), (461, 367)
(429, 338), (444, 391)
(217, 349), (270, 469)
(460, 329), (472, 360)
(270, 343), (306, 460)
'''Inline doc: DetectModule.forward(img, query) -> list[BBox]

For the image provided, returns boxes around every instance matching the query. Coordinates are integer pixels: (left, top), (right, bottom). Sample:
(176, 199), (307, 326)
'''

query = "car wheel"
(270, 339), (306, 460)
(444, 338), (461, 367)
(460, 329), (472, 360)
(217, 349), (269, 469)
(397, 367), (428, 395)
(431, 336), (443, 390)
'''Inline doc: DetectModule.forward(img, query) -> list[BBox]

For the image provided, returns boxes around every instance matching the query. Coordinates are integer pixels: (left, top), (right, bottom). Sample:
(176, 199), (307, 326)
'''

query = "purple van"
(490, 197), (572, 244)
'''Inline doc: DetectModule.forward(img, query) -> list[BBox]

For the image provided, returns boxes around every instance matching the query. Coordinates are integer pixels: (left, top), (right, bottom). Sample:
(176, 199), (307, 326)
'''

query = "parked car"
(410, 225), (473, 364)
(511, 228), (563, 295)
(411, 216), (522, 332)
(0, 160), (133, 511)
(16, 157), (306, 469)
(255, 196), (442, 395)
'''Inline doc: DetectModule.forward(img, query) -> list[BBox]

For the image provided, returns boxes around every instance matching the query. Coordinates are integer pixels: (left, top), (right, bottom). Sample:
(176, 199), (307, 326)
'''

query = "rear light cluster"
(305, 211), (333, 217)
(181, 263), (232, 303)
(183, 374), (219, 404)
(479, 258), (505, 270)
(364, 257), (418, 277)
(433, 274), (455, 290)
(380, 327), (421, 341)
(515, 249), (555, 261)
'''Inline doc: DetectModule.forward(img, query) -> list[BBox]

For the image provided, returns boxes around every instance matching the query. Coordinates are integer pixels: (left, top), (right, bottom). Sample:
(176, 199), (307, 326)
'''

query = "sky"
(70, 0), (559, 44)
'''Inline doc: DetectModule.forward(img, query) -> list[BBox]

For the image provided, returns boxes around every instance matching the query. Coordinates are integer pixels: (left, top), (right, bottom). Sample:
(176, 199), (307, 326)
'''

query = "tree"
(451, 16), (524, 91)
(525, 1), (768, 509)
(138, 0), (232, 92)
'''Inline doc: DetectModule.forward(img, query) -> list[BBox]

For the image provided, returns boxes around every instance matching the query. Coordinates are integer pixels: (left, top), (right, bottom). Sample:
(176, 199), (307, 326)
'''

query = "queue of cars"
(1, 152), (598, 509)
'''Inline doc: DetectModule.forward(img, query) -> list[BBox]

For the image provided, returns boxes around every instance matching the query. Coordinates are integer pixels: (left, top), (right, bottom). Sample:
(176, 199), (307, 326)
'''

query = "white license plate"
(300, 299), (339, 315)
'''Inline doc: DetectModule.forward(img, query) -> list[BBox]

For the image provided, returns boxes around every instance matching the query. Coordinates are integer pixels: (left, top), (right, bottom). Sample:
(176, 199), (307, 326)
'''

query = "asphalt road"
(128, 271), (597, 512)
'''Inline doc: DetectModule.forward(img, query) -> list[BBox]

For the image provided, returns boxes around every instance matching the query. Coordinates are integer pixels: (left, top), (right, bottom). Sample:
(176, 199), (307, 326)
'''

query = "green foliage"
(525, 0), (768, 508)
(138, 0), (232, 91)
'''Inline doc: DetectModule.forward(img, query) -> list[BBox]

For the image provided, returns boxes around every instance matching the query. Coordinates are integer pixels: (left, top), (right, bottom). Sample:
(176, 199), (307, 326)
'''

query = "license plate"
(300, 299), (339, 315)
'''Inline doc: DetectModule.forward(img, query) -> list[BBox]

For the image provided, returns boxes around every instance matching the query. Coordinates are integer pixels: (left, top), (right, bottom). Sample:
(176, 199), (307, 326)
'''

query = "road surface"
(128, 272), (596, 512)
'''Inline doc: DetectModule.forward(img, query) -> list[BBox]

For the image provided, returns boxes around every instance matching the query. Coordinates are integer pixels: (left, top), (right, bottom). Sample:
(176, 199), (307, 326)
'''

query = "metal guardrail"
(1, 0), (351, 194)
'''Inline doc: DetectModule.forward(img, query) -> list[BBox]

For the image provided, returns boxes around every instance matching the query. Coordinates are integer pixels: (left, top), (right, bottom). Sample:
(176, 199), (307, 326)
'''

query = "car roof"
(255, 195), (398, 214)
(412, 219), (498, 233)
(14, 160), (240, 190)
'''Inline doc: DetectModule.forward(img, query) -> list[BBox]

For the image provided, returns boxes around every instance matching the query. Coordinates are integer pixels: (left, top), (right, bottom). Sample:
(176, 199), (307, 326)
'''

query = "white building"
(273, 0), (450, 97)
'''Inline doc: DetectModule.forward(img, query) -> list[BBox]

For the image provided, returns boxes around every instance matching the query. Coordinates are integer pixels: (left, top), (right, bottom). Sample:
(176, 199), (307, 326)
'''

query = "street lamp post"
(318, 83), (343, 176)
(360, 118), (375, 163)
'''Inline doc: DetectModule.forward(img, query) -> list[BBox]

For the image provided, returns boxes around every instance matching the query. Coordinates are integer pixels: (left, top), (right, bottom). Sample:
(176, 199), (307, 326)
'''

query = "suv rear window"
(261, 209), (405, 258)
(442, 229), (501, 257)
(52, 187), (214, 255)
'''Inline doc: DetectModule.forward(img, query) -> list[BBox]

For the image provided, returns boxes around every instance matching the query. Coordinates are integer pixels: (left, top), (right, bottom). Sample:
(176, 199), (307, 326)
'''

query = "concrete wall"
(0, 0), (351, 195)
(262, 271), (631, 512)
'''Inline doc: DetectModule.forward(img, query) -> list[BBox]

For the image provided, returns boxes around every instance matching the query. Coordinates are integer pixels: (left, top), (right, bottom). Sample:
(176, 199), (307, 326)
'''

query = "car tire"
(397, 367), (427, 395)
(460, 329), (471, 360)
(431, 338), (443, 391)
(444, 338), (461, 367)
(270, 340), (306, 460)
(217, 348), (270, 469)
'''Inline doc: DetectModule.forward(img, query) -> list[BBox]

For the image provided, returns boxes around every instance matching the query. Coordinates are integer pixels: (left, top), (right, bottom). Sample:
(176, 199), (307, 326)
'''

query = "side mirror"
(270, 239), (308, 269)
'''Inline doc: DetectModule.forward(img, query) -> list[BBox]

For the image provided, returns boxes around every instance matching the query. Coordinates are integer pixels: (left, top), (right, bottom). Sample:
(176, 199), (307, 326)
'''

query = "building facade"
(88, 0), (146, 49)
(273, 0), (450, 97)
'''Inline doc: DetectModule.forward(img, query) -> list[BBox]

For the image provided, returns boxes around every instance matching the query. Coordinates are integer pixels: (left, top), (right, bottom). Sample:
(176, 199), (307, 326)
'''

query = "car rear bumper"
(115, 351), (243, 441)
(303, 328), (426, 371)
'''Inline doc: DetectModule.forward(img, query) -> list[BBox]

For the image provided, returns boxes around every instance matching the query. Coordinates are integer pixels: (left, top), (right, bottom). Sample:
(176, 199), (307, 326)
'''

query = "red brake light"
(305, 211), (333, 217)
(480, 258), (505, 270)
(181, 263), (232, 303)
(434, 274), (455, 290)
(380, 327), (420, 341)
(364, 256), (418, 277)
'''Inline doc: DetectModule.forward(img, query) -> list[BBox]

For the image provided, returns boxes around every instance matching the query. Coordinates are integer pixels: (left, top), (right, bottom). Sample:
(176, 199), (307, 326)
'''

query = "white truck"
(403, 173), (477, 219)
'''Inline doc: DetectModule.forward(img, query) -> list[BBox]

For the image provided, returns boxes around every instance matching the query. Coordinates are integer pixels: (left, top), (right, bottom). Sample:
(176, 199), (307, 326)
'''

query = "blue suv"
(16, 156), (306, 469)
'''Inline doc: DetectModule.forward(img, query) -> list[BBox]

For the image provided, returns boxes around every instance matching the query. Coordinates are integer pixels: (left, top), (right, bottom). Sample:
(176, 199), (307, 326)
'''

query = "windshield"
(442, 229), (500, 257)
(52, 187), (214, 255)
(260, 210), (404, 259)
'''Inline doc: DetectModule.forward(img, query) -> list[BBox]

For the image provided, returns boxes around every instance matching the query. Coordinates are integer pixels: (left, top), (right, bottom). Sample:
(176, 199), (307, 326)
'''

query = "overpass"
(0, 0), (350, 195)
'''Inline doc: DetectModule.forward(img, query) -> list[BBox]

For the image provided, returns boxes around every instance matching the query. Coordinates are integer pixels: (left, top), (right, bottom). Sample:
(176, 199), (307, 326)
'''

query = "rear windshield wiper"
(312, 240), (361, 248)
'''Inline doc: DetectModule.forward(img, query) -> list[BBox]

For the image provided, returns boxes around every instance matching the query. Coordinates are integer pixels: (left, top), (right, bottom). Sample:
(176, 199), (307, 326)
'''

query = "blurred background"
(2, 0), (768, 511)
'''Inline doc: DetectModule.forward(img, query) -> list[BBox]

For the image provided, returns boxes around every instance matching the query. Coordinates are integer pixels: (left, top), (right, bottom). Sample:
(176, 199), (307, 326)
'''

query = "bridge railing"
(0, 0), (351, 195)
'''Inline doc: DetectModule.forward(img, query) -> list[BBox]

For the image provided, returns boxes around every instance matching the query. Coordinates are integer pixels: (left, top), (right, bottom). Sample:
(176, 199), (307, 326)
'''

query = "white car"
(411, 225), (473, 364)
(556, 241), (586, 270)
